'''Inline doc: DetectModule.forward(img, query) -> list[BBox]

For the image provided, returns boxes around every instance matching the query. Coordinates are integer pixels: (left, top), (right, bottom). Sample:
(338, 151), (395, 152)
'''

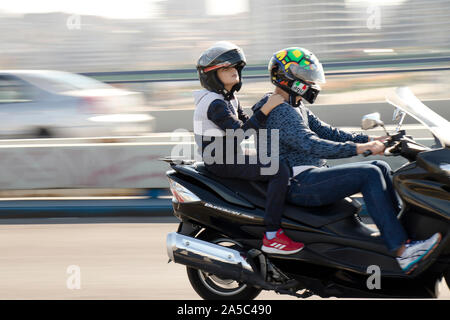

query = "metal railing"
(82, 56), (450, 84)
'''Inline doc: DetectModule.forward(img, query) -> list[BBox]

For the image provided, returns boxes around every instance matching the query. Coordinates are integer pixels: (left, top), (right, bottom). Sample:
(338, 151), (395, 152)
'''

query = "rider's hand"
(260, 94), (285, 115)
(356, 141), (385, 155)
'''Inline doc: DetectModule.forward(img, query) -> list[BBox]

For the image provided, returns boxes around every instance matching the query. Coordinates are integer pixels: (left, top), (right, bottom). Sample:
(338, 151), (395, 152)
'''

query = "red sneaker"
(261, 229), (304, 255)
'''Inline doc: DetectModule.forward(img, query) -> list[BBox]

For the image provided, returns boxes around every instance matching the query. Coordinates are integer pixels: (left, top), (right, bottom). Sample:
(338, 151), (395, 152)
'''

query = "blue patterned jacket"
(252, 94), (369, 168)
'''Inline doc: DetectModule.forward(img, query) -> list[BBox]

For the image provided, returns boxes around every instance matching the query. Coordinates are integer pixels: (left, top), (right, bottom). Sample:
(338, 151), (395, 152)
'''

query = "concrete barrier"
(0, 124), (434, 192)
(0, 142), (194, 190)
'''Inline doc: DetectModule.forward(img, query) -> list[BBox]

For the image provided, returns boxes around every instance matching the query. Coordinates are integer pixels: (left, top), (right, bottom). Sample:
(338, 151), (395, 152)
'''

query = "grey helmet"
(196, 41), (246, 99)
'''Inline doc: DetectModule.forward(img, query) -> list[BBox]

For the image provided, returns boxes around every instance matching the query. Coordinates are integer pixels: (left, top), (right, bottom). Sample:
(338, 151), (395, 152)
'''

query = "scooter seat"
(194, 162), (360, 228)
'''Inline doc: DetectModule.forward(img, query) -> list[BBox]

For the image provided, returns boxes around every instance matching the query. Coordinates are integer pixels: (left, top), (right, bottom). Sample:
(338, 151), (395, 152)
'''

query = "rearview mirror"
(392, 107), (406, 122)
(361, 112), (384, 130)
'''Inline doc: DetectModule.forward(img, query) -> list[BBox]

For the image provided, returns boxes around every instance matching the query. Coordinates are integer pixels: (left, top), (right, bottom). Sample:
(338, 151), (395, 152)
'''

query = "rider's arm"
(207, 99), (267, 133)
(269, 104), (358, 159)
(306, 108), (369, 143)
(237, 101), (251, 123)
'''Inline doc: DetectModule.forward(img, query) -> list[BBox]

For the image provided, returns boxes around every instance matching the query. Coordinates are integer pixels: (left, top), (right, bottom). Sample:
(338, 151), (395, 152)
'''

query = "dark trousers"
(205, 158), (291, 232)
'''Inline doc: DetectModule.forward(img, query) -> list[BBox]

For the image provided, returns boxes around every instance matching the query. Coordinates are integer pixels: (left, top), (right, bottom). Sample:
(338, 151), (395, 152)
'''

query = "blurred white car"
(0, 70), (154, 138)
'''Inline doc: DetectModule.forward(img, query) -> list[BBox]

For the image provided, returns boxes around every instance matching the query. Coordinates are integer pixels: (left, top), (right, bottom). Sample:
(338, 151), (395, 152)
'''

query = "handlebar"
(362, 130), (407, 157)
(362, 130), (430, 161)
(363, 140), (390, 157)
(363, 150), (372, 157)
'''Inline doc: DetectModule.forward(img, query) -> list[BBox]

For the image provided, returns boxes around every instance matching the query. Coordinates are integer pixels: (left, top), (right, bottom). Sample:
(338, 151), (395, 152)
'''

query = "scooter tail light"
(168, 178), (201, 203)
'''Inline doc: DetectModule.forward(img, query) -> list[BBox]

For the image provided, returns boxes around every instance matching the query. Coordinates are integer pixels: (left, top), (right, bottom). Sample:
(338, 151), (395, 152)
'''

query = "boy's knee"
(364, 164), (384, 181)
(372, 160), (393, 175)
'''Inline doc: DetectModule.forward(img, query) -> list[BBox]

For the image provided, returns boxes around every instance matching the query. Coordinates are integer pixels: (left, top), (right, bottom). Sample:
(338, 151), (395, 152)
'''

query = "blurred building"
(0, 0), (449, 72)
(247, 0), (450, 61)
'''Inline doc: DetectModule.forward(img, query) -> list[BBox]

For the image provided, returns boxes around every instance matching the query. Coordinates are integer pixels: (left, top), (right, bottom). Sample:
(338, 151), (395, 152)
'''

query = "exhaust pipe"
(167, 232), (272, 289)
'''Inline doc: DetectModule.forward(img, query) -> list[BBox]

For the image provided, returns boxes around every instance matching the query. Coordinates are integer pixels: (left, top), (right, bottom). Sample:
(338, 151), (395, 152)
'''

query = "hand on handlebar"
(384, 141), (402, 156)
(357, 141), (386, 157)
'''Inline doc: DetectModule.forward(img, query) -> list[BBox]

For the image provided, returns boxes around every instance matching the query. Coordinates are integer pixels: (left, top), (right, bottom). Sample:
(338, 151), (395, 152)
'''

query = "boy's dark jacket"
(251, 94), (369, 169)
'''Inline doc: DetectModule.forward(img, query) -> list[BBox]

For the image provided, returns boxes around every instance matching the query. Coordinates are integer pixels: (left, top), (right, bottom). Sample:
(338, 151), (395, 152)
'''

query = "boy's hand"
(356, 141), (386, 155)
(261, 94), (285, 115)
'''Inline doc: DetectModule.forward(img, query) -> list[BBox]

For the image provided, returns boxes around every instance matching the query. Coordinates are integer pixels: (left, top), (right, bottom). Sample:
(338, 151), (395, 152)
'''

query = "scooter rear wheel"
(186, 233), (262, 300)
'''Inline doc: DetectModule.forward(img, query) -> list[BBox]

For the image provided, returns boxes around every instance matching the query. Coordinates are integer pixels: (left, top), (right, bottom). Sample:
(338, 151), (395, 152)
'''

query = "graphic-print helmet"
(268, 47), (325, 104)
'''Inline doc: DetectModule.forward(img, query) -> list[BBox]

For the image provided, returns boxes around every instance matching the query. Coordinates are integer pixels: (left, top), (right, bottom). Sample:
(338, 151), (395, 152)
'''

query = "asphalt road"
(0, 217), (448, 300)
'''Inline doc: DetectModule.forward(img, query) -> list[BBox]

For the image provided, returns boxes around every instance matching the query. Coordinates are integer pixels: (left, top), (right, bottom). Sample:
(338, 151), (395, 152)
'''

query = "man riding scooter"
(252, 47), (441, 274)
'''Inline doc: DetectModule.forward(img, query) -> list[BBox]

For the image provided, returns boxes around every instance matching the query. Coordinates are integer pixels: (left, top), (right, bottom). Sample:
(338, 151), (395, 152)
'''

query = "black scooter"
(165, 88), (450, 299)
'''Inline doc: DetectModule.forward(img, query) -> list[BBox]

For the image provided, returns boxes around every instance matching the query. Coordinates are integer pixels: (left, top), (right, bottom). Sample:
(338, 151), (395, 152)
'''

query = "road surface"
(0, 217), (448, 300)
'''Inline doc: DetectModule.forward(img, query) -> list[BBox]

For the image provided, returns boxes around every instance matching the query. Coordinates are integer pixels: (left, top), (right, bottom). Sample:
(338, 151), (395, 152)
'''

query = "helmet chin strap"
(223, 89), (233, 101)
(223, 83), (241, 100)
(216, 67), (243, 101)
(222, 73), (244, 100)
(289, 93), (301, 108)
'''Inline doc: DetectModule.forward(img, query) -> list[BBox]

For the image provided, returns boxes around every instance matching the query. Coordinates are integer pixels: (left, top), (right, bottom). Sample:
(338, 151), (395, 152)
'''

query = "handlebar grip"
(363, 150), (372, 157)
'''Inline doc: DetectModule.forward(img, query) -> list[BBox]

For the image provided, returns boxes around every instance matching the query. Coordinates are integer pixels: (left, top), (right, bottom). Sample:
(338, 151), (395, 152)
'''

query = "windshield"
(393, 87), (450, 148)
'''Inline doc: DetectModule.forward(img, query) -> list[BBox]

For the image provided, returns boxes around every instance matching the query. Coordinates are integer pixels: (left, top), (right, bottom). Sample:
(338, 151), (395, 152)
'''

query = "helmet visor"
(202, 49), (246, 73)
(289, 59), (326, 84)
(198, 41), (246, 70)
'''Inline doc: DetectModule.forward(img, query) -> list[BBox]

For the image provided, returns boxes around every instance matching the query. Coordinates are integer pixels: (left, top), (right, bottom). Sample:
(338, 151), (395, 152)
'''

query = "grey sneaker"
(396, 233), (442, 274)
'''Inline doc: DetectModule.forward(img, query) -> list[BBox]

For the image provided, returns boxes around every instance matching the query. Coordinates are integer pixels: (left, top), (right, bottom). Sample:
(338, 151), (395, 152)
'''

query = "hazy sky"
(0, 0), (410, 19)
(0, 0), (160, 19)
(0, 0), (250, 19)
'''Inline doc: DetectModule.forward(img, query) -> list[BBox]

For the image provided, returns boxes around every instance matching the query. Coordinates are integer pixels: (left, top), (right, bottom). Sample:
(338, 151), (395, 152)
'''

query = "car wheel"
(35, 128), (53, 138)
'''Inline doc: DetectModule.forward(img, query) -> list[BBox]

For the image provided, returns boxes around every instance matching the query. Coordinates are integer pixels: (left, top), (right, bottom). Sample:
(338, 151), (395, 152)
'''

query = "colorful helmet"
(268, 47), (325, 104)
(197, 41), (246, 97)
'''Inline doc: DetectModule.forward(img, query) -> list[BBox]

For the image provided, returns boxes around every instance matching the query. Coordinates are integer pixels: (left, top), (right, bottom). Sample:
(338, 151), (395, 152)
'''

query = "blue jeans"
(287, 160), (408, 252)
